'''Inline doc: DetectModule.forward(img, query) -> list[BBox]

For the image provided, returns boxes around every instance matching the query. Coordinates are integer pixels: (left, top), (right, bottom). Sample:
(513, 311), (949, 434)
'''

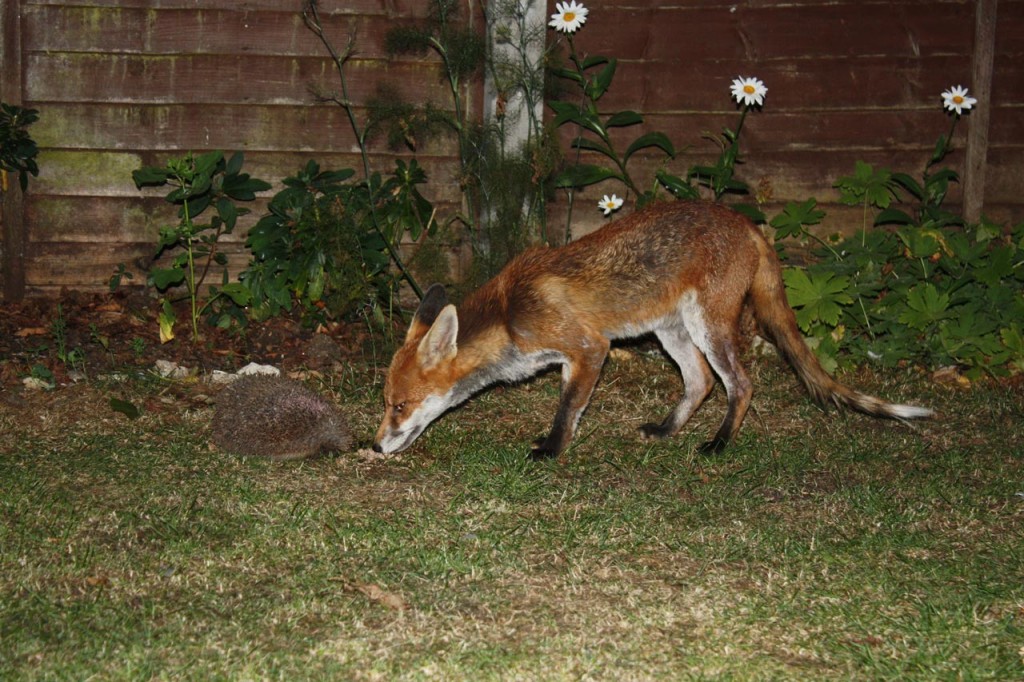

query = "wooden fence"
(1, 0), (1022, 300)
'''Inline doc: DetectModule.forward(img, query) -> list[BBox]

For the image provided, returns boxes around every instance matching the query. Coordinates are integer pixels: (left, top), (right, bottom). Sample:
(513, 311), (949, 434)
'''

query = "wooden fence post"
(1, 0), (27, 301)
(964, 0), (998, 225)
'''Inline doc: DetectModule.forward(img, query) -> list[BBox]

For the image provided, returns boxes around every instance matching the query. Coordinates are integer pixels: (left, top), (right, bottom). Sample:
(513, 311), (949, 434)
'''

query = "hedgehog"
(210, 375), (352, 460)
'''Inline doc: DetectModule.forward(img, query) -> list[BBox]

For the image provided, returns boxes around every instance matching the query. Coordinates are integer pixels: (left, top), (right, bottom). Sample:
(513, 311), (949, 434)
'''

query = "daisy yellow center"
(743, 84), (756, 94)
(953, 95), (964, 104)
(564, 11), (576, 21)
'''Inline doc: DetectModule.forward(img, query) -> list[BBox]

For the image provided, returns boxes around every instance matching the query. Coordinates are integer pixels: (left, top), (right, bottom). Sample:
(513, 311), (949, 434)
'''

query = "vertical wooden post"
(1, 0), (27, 301)
(963, 0), (998, 224)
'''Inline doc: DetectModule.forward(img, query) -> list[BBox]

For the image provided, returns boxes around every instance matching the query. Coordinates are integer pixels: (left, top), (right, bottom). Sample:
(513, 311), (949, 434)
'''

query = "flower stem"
(928, 114), (960, 173)
(563, 33), (584, 243)
(734, 105), (749, 140)
(179, 181), (199, 342)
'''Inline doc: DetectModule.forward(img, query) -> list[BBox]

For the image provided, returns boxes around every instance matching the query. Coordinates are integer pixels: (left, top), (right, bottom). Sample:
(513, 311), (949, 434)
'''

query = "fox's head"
(373, 285), (461, 454)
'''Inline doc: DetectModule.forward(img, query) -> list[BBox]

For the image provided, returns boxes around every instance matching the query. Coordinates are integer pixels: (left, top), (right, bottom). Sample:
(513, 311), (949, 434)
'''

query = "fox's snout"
(371, 423), (420, 455)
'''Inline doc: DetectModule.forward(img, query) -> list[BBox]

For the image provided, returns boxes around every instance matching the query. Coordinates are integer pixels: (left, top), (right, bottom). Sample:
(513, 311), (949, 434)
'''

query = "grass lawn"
(1, 348), (1022, 680)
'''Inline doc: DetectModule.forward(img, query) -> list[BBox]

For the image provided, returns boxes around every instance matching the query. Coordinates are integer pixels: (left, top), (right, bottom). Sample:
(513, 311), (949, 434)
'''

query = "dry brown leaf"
(931, 366), (970, 388)
(357, 583), (406, 611)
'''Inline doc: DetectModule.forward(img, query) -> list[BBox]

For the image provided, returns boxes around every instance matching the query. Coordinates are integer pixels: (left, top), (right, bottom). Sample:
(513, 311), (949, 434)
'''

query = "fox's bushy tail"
(749, 241), (934, 421)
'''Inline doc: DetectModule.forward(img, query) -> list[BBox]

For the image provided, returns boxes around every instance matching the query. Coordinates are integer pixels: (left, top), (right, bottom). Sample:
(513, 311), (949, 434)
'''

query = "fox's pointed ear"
(416, 304), (458, 369)
(405, 284), (449, 343)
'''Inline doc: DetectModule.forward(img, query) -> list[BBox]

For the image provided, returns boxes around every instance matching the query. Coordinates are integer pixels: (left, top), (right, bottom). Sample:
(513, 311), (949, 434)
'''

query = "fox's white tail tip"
(890, 404), (935, 420)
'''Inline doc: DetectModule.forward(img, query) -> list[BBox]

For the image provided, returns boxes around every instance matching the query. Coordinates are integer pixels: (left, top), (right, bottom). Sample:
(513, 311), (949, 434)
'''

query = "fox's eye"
(394, 401), (407, 414)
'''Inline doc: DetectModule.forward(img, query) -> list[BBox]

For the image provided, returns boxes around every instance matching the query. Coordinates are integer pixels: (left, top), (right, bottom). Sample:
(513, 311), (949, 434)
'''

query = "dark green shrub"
(242, 159), (434, 326)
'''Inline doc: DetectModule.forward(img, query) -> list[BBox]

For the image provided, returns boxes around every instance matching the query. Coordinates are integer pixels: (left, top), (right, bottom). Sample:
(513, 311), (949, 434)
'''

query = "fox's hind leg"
(640, 327), (715, 440)
(694, 329), (753, 453)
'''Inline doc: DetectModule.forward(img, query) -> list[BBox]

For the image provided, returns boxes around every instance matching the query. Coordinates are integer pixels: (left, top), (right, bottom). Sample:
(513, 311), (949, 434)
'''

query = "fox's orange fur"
(373, 200), (933, 458)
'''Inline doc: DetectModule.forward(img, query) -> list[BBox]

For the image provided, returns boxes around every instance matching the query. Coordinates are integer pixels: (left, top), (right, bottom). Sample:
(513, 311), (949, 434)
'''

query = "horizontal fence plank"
(30, 150), (465, 202)
(25, 53), (458, 106)
(24, 1), (433, 15)
(30, 103), (462, 156)
(556, 144), (1022, 206)
(578, 2), (978, 61)
(22, 5), (439, 59)
(594, 107), (1024, 154)
(579, 55), (994, 112)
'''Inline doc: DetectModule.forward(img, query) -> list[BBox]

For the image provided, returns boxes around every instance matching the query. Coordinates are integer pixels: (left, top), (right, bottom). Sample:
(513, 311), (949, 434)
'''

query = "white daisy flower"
(598, 194), (623, 216)
(549, 1), (588, 34)
(730, 76), (767, 107)
(941, 85), (977, 115)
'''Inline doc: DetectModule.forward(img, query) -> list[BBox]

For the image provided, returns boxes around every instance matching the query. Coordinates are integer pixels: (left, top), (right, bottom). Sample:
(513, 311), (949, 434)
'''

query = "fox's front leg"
(531, 340), (609, 460)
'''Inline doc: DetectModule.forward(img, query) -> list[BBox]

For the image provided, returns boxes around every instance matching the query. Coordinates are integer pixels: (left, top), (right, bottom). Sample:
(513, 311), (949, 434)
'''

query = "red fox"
(373, 200), (934, 458)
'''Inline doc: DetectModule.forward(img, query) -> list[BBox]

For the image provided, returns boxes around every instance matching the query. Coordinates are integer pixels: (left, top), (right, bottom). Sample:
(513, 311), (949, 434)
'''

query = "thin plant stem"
(563, 33), (584, 242)
(171, 169), (201, 342)
(734, 105), (750, 140)
(302, 0), (423, 300)
(929, 114), (960, 172)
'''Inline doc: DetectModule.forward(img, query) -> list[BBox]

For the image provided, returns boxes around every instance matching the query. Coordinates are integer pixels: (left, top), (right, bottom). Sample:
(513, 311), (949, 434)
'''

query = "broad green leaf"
(549, 66), (584, 84)
(549, 100), (606, 138)
(624, 132), (675, 162)
(898, 283), (951, 330)
(834, 161), (894, 209)
(587, 58), (617, 101)
(132, 166), (170, 188)
(150, 267), (185, 290)
(554, 164), (621, 188)
(929, 134), (948, 165)
(770, 199), (824, 239)
(216, 282), (252, 306)
(896, 227), (948, 259)
(1001, 325), (1024, 371)
(572, 136), (614, 158)
(874, 208), (915, 226)
(974, 245), (1016, 287)
(193, 150), (223, 176)
(656, 170), (699, 199)
(783, 268), (853, 330)
(605, 110), (643, 128)
(216, 197), (238, 231)
(891, 172), (924, 201)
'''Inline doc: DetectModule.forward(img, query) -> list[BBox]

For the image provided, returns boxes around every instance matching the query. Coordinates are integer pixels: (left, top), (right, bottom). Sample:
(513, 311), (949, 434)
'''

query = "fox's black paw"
(698, 438), (728, 455)
(639, 422), (672, 440)
(528, 446), (558, 461)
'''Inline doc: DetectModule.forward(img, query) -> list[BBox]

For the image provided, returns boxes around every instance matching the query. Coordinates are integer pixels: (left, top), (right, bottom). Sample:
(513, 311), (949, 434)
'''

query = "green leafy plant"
(783, 218), (1024, 376)
(132, 151), (271, 342)
(377, 0), (558, 283)
(0, 102), (40, 193)
(546, 7), (770, 228)
(51, 303), (85, 377)
(547, 21), (674, 231)
(629, 76), (769, 225)
(834, 160), (900, 233)
(242, 159), (434, 326)
(680, 78), (767, 219)
(130, 337), (147, 360)
(28, 363), (55, 388)
(303, 0), (429, 300)
(775, 86), (1024, 377)
(381, 0), (485, 183)
(108, 263), (134, 291)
